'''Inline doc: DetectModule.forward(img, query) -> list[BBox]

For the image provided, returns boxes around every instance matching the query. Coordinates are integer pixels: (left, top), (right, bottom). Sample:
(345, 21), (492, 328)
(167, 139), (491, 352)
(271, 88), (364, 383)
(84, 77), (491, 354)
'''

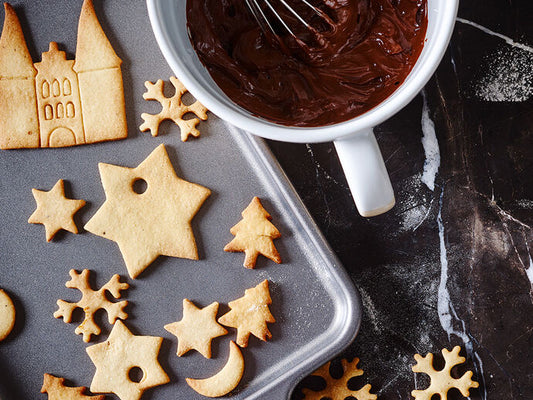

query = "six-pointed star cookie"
(165, 299), (228, 358)
(28, 179), (86, 242)
(85, 144), (211, 279)
(86, 320), (169, 400)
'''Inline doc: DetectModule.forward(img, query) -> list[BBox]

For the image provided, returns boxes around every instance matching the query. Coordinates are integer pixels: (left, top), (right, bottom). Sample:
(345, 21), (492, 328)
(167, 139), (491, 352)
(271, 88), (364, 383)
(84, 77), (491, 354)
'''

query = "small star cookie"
(164, 299), (227, 358)
(218, 279), (275, 347)
(28, 179), (86, 241)
(86, 320), (169, 400)
(85, 144), (211, 279)
(41, 373), (105, 400)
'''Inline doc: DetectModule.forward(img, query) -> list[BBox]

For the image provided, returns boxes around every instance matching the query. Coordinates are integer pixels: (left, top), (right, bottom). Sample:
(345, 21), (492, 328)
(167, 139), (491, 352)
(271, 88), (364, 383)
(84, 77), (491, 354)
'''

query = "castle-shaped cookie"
(0, 0), (127, 149)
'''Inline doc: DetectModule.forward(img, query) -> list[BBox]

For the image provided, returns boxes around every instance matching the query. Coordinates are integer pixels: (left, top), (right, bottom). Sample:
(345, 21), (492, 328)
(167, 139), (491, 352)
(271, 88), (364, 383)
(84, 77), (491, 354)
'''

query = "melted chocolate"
(186, 0), (428, 127)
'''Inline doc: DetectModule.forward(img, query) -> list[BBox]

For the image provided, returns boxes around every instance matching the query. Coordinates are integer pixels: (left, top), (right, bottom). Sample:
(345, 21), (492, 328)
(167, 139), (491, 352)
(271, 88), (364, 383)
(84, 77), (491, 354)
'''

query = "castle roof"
(0, 3), (36, 78)
(34, 42), (75, 74)
(73, 0), (121, 72)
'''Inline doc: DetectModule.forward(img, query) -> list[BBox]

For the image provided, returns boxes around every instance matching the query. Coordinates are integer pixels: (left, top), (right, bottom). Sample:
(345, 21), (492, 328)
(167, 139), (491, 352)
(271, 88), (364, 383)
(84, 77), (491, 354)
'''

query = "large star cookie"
(164, 299), (227, 358)
(85, 144), (211, 279)
(28, 179), (86, 241)
(86, 320), (169, 400)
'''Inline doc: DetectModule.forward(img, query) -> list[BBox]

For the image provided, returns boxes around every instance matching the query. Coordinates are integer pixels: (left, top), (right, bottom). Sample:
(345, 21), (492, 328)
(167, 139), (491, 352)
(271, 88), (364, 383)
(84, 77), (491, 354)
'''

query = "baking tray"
(0, 1), (361, 399)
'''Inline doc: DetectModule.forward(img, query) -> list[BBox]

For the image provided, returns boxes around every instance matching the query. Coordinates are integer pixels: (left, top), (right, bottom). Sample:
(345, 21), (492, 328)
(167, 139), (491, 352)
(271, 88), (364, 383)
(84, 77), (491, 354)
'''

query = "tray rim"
(235, 131), (362, 398)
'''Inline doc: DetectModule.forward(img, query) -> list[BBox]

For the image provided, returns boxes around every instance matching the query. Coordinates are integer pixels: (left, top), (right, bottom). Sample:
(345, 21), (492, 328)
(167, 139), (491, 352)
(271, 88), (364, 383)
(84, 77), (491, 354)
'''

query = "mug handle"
(333, 129), (395, 217)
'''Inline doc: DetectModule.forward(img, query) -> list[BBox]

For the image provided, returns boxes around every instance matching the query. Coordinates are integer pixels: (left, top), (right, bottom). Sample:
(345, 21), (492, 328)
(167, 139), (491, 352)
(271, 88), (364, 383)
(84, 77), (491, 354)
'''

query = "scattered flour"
(474, 46), (533, 102)
(457, 18), (533, 103)
(516, 199), (533, 209)
(397, 174), (431, 233)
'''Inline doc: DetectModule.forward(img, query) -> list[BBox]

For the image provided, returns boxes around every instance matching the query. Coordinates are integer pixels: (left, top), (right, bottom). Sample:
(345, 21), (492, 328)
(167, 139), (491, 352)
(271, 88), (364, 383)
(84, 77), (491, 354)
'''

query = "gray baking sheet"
(0, 1), (360, 399)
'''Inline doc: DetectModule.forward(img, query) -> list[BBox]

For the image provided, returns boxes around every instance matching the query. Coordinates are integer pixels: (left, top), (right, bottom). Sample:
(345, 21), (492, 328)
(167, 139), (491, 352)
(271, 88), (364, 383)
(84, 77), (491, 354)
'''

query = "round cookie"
(0, 289), (15, 341)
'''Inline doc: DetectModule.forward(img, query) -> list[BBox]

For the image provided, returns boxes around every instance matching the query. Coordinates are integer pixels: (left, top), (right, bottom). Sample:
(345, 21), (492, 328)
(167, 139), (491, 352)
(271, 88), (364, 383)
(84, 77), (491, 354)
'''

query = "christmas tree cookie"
(224, 197), (281, 268)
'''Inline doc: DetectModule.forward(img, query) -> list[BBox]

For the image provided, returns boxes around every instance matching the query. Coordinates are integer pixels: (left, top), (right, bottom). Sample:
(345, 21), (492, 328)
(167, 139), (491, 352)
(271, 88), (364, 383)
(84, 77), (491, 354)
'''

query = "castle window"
(52, 79), (60, 97)
(66, 102), (75, 118)
(63, 79), (71, 96)
(42, 81), (50, 98)
(56, 103), (64, 119)
(44, 104), (53, 120)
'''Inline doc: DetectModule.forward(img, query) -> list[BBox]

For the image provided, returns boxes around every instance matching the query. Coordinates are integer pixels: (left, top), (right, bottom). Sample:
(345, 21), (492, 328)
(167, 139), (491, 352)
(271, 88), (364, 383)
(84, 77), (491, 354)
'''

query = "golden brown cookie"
(164, 299), (227, 358)
(224, 197), (281, 268)
(218, 279), (275, 347)
(302, 358), (376, 400)
(0, 289), (15, 341)
(86, 320), (169, 400)
(28, 179), (86, 242)
(54, 269), (129, 342)
(0, 0), (127, 149)
(186, 341), (244, 398)
(84, 144), (211, 279)
(411, 346), (479, 400)
(140, 76), (208, 141)
(41, 373), (105, 400)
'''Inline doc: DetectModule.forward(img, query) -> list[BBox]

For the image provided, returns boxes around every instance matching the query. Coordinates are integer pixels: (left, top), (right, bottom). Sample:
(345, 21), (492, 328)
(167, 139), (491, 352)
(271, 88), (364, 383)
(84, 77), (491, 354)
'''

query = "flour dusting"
(517, 199), (533, 209)
(474, 46), (533, 102)
(455, 18), (533, 102)
(396, 174), (431, 233)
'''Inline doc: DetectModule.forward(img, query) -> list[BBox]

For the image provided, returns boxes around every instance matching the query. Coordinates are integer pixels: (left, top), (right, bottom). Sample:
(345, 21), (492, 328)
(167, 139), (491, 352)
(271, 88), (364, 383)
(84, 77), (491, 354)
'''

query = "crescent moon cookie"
(186, 341), (244, 398)
(0, 289), (15, 341)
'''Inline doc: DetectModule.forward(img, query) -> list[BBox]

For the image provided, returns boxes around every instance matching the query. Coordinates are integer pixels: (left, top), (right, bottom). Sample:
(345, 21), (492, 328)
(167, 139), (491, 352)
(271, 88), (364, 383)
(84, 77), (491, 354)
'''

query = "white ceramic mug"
(147, 0), (459, 217)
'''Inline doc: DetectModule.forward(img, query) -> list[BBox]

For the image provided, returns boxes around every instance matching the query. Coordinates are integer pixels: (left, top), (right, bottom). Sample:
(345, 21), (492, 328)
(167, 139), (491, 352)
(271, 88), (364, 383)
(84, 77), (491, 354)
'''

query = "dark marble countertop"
(269, 1), (533, 399)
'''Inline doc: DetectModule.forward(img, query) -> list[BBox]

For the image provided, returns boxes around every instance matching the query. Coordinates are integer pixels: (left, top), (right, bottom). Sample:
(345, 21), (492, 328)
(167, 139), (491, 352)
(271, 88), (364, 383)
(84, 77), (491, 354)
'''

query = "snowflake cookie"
(41, 374), (104, 400)
(54, 269), (129, 342)
(28, 179), (86, 241)
(84, 144), (211, 279)
(224, 197), (281, 268)
(302, 358), (377, 400)
(411, 346), (479, 400)
(86, 320), (169, 400)
(140, 76), (208, 141)
(218, 279), (275, 347)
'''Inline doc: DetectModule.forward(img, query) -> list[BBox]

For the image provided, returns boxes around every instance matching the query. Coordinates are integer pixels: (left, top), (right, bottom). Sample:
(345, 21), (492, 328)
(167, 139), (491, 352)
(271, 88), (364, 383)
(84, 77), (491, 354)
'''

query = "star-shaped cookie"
(28, 179), (86, 241)
(85, 144), (211, 279)
(86, 320), (169, 400)
(164, 299), (228, 358)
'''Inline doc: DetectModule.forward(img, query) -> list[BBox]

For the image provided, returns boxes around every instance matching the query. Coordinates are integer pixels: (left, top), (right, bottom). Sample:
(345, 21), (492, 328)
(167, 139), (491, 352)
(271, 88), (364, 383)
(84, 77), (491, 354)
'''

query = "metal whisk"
(245, 0), (336, 51)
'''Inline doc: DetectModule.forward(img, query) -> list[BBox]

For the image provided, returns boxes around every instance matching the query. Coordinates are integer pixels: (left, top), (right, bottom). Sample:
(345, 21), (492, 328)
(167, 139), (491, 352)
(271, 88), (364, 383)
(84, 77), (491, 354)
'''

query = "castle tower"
(73, 0), (127, 144)
(0, 3), (39, 149)
(34, 42), (84, 147)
